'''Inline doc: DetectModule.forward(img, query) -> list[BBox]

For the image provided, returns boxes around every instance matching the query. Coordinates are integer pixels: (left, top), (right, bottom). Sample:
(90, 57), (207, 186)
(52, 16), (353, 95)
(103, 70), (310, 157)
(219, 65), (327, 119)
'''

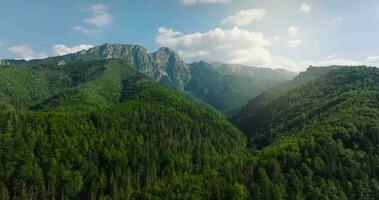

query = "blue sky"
(0, 0), (379, 71)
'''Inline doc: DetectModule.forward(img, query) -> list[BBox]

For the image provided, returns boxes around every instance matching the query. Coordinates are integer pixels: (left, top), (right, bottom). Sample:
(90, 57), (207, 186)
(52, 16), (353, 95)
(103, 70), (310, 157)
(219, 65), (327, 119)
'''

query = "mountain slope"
(185, 62), (291, 115)
(0, 59), (137, 111)
(0, 63), (247, 199)
(232, 65), (343, 132)
(232, 66), (363, 137)
(32, 59), (142, 111)
(232, 66), (379, 199)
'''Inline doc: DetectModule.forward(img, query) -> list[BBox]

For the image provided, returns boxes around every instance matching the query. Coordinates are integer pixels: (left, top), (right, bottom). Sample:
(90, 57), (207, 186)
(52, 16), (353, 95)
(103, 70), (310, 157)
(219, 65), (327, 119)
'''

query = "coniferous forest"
(1, 45), (379, 200)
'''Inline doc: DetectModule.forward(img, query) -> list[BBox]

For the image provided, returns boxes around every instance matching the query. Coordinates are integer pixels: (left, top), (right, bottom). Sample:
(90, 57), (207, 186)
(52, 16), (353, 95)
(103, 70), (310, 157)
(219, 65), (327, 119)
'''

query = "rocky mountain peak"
(86, 44), (191, 89)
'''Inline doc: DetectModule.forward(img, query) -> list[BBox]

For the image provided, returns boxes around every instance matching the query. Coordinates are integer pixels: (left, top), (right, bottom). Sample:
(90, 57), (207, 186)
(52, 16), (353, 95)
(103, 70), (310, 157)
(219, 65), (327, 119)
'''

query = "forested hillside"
(0, 63), (248, 199)
(0, 59), (141, 111)
(233, 66), (379, 199)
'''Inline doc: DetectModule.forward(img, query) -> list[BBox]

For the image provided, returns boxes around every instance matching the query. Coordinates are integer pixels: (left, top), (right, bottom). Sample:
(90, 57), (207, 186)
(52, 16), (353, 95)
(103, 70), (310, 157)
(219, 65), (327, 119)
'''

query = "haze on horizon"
(0, 0), (378, 72)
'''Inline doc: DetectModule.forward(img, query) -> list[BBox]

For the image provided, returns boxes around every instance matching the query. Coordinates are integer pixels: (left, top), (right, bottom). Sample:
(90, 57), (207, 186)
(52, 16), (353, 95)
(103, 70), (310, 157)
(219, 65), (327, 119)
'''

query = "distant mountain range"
(1, 43), (297, 114)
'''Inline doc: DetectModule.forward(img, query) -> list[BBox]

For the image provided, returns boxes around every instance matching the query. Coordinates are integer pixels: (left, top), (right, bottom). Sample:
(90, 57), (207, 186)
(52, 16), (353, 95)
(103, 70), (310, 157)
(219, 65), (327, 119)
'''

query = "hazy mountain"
(185, 61), (295, 115)
(231, 65), (342, 119)
(212, 63), (296, 80)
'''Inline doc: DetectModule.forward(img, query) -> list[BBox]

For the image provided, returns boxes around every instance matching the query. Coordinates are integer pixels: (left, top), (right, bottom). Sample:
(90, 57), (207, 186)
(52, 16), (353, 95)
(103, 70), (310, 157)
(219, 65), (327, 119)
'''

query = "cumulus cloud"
(324, 17), (343, 30)
(74, 4), (112, 35)
(179, 0), (231, 5)
(156, 27), (273, 66)
(8, 45), (48, 60)
(156, 27), (379, 72)
(288, 26), (300, 37)
(8, 44), (95, 60)
(222, 9), (266, 26)
(287, 40), (303, 48)
(299, 3), (311, 12)
(84, 4), (113, 28)
(51, 44), (94, 56)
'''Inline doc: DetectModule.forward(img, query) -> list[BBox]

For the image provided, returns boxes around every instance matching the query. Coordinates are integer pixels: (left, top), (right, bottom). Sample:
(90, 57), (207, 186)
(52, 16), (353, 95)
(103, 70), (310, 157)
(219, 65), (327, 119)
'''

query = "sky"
(0, 0), (379, 71)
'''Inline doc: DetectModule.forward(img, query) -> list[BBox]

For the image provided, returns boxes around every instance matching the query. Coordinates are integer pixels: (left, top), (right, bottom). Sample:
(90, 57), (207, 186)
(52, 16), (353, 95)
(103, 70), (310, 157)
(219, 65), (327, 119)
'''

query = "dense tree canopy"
(0, 74), (247, 199)
(234, 66), (379, 199)
(1, 57), (379, 200)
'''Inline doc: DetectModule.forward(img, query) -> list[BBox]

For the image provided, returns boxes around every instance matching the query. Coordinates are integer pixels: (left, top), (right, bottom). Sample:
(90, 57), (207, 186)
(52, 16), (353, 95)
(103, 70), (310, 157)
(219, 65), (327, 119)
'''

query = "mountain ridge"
(1, 43), (296, 114)
(1, 43), (192, 90)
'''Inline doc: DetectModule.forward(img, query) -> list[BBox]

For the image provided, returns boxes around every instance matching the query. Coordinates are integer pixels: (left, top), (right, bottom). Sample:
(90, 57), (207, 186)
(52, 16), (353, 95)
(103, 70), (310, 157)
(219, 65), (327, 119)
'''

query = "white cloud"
(179, 0), (231, 5)
(8, 44), (95, 60)
(8, 45), (48, 60)
(288, 26), (300, 37)
(73, 26), (99, 35)
(84, 4), (113, 28)
(155, 27), (379, 72)
(222, 9), (266, 26)
(324, 17), (343, 30)
(302, 56), (379, 69)
(74, 4), (112, 35)
(51, 44), (94, 56)
(299, 3), (311, 12)
(268, 56), (379, 72)
(156, 27), (273, 66)
(287, 40), (303, 48)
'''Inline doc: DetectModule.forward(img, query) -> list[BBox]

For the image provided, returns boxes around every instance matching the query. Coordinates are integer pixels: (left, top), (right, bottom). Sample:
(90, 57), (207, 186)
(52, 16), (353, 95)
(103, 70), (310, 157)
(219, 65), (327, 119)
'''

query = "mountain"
(0, 59), (248, 199)
(232, 66), (379, 199)
(185, 61), (295, 115)
(232, 66), (343, 135)
(1, 44), (191, 90)
(232, 65), (342, 131)
(1, 44), (296, 114)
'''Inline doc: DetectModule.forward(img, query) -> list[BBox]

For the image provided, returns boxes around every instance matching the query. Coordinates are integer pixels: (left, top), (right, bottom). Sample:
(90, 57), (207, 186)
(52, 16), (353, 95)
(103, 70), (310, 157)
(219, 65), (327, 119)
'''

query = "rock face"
(151, 47), (191, 89)
(70, 44), (191, 89)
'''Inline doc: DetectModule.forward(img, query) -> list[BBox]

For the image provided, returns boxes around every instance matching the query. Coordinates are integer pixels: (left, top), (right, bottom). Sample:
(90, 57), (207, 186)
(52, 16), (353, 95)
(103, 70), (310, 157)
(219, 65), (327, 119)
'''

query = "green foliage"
(234, 66), (379, 199)
(0, 71), (246, 199)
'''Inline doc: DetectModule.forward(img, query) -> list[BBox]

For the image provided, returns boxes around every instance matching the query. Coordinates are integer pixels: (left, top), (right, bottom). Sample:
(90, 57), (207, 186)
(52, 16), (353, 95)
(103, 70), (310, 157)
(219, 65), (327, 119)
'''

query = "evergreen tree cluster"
(1, 57), (379, 199)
